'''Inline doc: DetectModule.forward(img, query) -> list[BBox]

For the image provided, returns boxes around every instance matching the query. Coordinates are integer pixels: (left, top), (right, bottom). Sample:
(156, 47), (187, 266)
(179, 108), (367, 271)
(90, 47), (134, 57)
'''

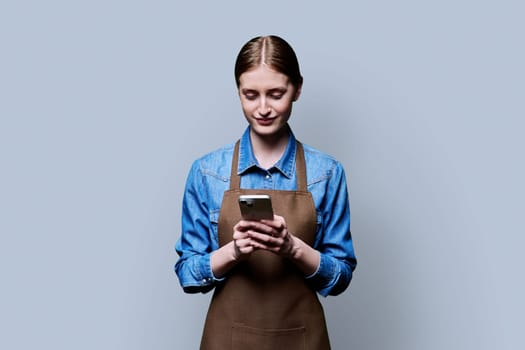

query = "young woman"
(175, 35), (357, 350)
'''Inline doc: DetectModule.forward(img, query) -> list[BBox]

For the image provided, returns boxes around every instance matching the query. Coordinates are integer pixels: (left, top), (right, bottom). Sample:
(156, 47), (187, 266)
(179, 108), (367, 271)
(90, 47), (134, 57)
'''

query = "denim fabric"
(175, 127), (356, 297)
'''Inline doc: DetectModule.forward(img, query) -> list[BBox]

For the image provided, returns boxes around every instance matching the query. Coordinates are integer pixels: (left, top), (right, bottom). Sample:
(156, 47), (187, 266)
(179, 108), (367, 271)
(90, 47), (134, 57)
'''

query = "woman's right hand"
(232, 220), (259, 259)
(211, 220), (259, 278)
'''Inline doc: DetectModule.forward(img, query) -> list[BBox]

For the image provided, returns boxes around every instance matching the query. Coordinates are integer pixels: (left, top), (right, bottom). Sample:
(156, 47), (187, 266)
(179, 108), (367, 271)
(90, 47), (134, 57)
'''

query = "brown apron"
(200, 141), (331, 350)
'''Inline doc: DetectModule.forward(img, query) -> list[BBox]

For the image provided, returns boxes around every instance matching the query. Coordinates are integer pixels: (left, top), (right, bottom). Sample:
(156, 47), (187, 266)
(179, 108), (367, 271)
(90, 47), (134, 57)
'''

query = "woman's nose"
(258, 99), (271, 116)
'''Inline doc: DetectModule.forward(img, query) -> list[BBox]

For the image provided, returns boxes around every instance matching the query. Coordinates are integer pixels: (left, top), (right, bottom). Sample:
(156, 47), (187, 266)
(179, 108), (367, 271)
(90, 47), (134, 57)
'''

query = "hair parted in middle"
(234, 35), (303, 89)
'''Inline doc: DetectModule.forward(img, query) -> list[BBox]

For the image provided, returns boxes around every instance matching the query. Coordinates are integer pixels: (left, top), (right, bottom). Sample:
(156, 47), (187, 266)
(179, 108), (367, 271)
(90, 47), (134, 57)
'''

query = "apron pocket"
(232, 323), (306, 350)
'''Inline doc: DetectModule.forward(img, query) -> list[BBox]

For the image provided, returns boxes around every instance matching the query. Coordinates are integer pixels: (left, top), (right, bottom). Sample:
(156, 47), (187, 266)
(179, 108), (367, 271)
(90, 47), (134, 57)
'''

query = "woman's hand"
(234, 215), (296, 258)
(210, 221), (260, 278)
(243, 215), (320, 275)
(211, 215), (295, 278)
(232, 220), (260, 259)
(222, 215), (320, 276)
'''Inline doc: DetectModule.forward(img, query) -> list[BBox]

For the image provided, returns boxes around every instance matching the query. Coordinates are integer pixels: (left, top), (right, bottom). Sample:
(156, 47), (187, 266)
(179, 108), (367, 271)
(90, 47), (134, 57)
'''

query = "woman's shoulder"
(301, 143), (346, 183)
(301, 142), (341, 167)
(190, 142), (236, 181)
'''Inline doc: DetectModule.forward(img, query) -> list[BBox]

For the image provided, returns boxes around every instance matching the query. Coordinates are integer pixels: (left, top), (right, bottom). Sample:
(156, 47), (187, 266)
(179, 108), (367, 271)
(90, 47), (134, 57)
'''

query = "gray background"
(1, 0), (523, 349)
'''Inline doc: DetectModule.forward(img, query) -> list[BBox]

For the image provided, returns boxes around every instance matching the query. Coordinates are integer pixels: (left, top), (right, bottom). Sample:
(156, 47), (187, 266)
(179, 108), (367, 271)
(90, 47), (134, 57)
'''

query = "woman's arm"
(308, 162), (356, 296)
(175, 161), (222, 293)
(244, 161), (356, 296)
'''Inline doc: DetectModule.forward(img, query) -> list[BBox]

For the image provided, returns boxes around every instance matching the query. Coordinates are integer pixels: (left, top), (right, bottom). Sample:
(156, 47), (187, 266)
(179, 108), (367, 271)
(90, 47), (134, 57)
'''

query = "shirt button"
(266, 174), (271, 179)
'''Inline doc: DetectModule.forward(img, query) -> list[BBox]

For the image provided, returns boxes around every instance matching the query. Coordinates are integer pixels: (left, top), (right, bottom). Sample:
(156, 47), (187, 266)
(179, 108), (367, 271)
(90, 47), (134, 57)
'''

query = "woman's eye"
(244, 94), (257, 100)
(270, 94), (283, 100)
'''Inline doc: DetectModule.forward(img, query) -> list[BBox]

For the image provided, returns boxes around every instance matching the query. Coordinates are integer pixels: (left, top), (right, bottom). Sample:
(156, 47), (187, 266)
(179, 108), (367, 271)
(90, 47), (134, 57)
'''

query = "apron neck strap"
(229, 140), (308, 191)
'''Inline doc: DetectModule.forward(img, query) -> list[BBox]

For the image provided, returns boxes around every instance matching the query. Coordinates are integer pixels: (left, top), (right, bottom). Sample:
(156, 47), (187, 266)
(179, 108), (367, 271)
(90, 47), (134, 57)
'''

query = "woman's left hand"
(245, 214), (320, 275)
(245, 215), (297, 258)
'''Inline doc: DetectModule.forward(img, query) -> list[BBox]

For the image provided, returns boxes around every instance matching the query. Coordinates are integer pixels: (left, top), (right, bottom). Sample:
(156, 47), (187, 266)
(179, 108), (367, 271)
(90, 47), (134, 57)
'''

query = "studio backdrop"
(1, 1), (523, 349)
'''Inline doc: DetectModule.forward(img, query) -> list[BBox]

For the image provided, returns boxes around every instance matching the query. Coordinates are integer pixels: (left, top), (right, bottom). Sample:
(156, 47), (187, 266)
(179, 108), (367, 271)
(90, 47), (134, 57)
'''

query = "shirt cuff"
(305, 253), (337, 294)
(200, 253), (225, 285)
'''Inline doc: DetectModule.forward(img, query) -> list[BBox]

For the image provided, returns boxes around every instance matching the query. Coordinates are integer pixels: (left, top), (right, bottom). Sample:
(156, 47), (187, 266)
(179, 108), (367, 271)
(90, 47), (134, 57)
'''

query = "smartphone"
(238, 195), (274, 221)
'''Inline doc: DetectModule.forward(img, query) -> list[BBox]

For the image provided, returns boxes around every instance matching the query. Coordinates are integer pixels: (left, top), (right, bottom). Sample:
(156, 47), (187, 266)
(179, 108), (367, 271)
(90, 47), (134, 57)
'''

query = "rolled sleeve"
(306, 253), (354, 297)
(175, 160), (223, 294)
(175, 251), (224, 294)
(307, 161), (357, 296)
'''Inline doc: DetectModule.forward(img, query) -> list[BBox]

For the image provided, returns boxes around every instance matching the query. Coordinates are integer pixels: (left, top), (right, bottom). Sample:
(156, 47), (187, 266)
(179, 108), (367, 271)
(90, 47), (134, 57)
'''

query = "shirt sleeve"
(174, 161), (224, 294)
(305, 162), (357, 297)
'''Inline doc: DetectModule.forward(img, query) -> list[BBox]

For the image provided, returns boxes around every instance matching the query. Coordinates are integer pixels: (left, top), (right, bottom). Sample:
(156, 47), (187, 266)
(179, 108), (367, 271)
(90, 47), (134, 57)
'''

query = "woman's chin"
(250, 123), (290, 141)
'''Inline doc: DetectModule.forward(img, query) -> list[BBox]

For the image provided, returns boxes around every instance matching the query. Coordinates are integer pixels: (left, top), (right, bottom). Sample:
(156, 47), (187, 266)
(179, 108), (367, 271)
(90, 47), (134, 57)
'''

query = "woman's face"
(238, 65), (301, 141)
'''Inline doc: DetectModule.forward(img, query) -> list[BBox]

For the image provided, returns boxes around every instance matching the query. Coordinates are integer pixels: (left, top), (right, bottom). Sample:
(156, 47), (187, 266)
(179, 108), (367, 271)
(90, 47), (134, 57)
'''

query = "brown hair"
(234, 35), (303, 89)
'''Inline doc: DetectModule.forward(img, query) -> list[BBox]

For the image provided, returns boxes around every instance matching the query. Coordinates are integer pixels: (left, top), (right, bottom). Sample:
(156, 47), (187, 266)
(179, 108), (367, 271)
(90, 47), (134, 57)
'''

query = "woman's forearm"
(288, 236), (321, 276)
(210, 241), (240, 279)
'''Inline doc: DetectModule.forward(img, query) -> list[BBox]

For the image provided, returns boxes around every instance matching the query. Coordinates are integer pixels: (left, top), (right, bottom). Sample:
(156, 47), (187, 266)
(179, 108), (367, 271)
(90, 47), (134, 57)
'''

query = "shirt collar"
(237, 126), (297, 179)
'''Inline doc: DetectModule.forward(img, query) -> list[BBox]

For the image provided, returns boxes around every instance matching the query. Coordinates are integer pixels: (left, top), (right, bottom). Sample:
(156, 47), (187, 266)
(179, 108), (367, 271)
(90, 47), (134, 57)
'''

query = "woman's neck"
(250, 126), (290, 170)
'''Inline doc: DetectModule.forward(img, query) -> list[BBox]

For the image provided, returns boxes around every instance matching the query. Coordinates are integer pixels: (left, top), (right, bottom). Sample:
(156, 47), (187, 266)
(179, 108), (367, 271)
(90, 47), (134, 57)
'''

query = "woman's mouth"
(254, 117), (276, 126)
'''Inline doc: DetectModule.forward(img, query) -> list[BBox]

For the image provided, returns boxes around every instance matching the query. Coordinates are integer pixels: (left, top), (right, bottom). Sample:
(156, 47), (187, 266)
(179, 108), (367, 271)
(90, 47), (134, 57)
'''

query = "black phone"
(238, 195), (274, 220)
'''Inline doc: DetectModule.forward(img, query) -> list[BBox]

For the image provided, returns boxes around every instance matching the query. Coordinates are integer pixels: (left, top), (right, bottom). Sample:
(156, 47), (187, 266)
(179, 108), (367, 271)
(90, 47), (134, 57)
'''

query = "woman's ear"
(293, 82), (303, 101)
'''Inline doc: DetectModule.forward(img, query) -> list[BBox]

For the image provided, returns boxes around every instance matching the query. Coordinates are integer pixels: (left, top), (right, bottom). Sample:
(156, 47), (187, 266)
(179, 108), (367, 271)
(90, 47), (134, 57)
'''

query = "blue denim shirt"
(175, 127), (356, 297)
